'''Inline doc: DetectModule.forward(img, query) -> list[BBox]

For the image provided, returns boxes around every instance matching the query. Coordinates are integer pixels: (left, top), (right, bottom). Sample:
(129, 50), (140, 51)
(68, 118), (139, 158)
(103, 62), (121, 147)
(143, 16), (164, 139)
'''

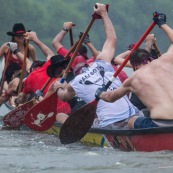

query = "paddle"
(59, 20), (156, 145)
(23, 40), (80, 131)
(2, 78), (52, 128)
(17, 38), (29, 95)
(0, 51), (10, 96)
(153, 43), (161, 57)
(3, 99), (35, 128)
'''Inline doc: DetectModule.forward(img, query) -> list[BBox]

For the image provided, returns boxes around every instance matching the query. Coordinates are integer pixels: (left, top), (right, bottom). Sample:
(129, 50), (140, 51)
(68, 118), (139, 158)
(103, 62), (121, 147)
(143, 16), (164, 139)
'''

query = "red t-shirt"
(23, 60), (71, 114)
(23, 60), (54, 95)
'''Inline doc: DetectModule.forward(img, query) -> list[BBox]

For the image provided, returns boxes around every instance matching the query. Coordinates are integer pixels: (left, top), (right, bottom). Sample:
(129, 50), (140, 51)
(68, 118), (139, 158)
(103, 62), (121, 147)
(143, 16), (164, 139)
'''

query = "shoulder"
(159, 52), (173, 63)
(122, 77), (132, 88)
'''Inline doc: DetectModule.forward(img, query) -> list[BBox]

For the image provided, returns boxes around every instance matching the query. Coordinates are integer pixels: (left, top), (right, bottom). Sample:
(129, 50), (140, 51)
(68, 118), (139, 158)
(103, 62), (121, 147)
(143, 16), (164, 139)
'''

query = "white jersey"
(70, 60), (139, 127)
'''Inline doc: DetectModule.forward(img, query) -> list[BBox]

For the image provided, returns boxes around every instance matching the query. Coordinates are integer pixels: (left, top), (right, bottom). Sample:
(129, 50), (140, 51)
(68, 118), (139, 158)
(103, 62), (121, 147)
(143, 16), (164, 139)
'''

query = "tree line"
(0, 0), (173, 59)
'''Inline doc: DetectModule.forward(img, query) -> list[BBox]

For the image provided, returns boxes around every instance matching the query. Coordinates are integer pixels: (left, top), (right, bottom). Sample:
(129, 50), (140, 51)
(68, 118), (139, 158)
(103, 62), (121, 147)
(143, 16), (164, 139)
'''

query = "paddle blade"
(3, 99), (35, 128)
(24, 92), (58, 131)
(59, 100), (98, 144)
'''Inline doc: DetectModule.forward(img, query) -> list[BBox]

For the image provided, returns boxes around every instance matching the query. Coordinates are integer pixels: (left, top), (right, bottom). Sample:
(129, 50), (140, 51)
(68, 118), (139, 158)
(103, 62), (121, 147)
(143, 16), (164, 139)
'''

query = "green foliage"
(0, 0), (173, 59)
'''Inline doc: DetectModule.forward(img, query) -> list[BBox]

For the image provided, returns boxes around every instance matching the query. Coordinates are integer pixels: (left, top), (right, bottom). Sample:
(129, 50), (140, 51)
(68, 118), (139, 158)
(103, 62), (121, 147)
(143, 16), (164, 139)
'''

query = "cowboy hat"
(7, 23), (26, 36)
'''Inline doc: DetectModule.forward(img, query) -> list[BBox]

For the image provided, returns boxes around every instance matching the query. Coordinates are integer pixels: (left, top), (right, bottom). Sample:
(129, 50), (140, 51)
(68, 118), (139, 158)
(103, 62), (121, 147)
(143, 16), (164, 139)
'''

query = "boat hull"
(46, 123), (173, 152)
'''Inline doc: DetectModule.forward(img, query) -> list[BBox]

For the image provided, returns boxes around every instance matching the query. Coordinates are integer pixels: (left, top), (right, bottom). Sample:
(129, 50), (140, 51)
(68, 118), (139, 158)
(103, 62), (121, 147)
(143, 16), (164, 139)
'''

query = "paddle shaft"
(105, 22), (156, 89)
(69, 29), (74, 46)
(18, 39), (29, 95)
(153, 42), (161, 57)
(0, 51), (10, 95)
(40, 77), (52, 92)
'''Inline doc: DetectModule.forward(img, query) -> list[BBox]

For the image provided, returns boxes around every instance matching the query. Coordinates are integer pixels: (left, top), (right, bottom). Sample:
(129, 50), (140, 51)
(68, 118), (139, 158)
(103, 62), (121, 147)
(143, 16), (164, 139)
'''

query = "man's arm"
(27, 32), (54, 61)
(0, 43), (8, 59)
(145, 34), (156, 52)
(54, 80), (76, 102)
(114, 50), (132, 67)
(52, 22), (74, 51)
(161, 24), (173, 54)
(28, 44), (37, 61)
(95, 3), (116, 63)
(153, 12), (173, 61)
(96, 78), (131, 102)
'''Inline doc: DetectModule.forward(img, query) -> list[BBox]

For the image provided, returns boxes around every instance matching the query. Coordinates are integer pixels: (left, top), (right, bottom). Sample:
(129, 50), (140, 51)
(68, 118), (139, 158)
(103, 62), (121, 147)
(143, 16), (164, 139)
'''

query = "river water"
(0, 64), (172, 173)
(0, 122), (173, 173)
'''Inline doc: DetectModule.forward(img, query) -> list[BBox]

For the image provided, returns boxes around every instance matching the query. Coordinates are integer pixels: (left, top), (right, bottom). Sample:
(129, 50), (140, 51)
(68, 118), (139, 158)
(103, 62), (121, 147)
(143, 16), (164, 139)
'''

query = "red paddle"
(59, 20), (156, 144)
(3, 78), (52, 128)
(24, 91), (58, 131)
(23, 40), (80, 131)
(3, 99), (35, 128)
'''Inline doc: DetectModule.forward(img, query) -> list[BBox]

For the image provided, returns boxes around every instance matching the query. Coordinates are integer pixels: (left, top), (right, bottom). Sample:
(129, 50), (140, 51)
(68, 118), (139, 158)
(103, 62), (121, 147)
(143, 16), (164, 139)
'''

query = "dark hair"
(150, 48), (158, 59)
(5, 62), (21, 84)
(46, 55), (70, 78)
(78, 45), (88, 59)
(30, 60), (45, 73)
(130, 48), (153, 69)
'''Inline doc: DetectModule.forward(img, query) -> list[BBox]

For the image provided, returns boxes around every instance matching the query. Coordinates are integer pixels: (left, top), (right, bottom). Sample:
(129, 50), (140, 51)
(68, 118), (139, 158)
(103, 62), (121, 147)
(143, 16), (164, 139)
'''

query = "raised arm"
(98, 78), (131, 102)
(153, 12), (173, 61)
(94, 3), (116, 63)
(161, 25), (173, 53)
(27, 31), (54, 61)
(114, 50), (132, 67)
(0, 43), (8, 59)
(52, 22), (74, 51)
(145, 34), (156, 52)
(28, 44), (37, 61)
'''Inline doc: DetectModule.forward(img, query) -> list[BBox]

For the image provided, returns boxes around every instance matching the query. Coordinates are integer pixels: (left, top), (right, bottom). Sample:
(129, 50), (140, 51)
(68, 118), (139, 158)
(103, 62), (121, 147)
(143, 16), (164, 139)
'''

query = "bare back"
(130, 54), (173, 119)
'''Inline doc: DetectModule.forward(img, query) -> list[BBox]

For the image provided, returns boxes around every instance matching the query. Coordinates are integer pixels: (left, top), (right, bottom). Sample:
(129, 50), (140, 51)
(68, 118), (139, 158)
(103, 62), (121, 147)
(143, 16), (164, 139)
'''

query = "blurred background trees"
(0, 0), (173, 59)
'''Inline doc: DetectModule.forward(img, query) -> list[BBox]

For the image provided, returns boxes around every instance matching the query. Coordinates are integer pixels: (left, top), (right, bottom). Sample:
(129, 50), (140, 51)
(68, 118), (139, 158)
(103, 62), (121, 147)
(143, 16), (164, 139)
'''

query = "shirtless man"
(96, 12), (173, 128)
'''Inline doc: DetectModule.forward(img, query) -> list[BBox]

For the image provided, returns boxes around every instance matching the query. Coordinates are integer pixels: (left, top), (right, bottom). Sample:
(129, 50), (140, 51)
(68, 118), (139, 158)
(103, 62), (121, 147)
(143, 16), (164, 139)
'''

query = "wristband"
(13, 49), (20, 54)
(63, 28), (68, 32)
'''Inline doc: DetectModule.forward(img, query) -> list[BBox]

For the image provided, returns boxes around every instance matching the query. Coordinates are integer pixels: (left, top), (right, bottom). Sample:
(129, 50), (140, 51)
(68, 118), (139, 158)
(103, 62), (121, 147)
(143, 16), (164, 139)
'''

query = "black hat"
(7, 23), (26, 36)
(47, 55), (70, 78)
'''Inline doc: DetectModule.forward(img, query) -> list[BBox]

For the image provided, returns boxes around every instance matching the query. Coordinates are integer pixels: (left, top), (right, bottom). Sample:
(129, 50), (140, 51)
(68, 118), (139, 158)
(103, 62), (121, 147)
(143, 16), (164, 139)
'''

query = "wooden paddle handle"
(18, 39), (29, 95)
(153, 43), (161, 57)
(69, 29), (74, 46)
(40, 77), (52, 92)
